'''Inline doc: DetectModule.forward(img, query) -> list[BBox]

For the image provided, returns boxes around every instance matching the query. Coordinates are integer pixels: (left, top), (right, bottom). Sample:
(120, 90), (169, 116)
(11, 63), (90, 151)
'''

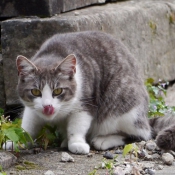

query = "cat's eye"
(31, 89), (42, 97)
(53, 88), (62, 96)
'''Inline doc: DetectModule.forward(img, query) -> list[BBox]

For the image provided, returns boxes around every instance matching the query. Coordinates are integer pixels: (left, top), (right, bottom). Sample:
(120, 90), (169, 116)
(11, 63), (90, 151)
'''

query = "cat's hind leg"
(90, 106), (151, 151)
(91, 135), (124, 150)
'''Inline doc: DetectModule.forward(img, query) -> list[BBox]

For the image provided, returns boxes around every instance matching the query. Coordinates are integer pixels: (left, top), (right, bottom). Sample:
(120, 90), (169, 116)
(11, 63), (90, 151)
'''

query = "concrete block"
(0, 0), (108, 18)
(2, 0), (175, 106)
(0, 54), (5, 109)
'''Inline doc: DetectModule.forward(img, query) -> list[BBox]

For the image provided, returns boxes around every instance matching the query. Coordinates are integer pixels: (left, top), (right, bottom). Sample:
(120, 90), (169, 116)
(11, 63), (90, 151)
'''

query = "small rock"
(87, 153), (93, 157)
(145, 168), (156, 175)
(138, 141), (146, 148)
(0, 151), (17, 169)
(131, 166), (141, 175)
(124, 164), (132, 174)
(112, 166), (125, 175)
(44, 170), (55, 175)
(61, 152), (74, 162)
(115, 149), (123, 154)
(143, 162), (154, 169)
(145, 154), (153, 161)
(138, 149), (147, 158)
(162, 153), (174, 165)
(145, 140), (157, 151)
(103, 151), (114, 159)
(101, 162), (106, 169)
(157, 165), (164, 170)
(152, 153), (160, 159)
(74, 11), (80, 16)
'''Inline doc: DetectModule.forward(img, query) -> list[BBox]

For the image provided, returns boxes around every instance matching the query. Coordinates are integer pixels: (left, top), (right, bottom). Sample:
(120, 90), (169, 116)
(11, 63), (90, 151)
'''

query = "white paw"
(68, 142), (90, 154)
(2, 141), (14, 150)
(91, 137), (114, 150)
(61, 139), (68, 148)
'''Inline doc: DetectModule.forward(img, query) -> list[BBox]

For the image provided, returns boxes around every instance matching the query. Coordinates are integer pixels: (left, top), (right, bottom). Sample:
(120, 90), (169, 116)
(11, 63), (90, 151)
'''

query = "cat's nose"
(43, 105), (54, 116)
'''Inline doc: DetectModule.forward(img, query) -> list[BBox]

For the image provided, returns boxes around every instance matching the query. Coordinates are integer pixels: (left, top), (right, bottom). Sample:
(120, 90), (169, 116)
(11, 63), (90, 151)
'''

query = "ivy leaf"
(3, 128), (19, 142)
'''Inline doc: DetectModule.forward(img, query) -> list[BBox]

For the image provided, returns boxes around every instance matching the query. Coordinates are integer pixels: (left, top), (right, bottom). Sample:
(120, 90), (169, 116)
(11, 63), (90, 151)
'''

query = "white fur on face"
(32, 84), (62, 120)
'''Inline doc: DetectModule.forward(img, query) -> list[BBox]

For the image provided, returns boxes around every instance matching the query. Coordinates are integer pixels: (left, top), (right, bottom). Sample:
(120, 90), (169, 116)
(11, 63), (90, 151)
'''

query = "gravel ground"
(2, 85), (175, 175)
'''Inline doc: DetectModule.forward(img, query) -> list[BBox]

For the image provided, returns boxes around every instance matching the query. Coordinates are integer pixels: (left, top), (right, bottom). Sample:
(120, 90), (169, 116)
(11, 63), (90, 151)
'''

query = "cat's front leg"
(67, 111), (92, 154)
(21, 107), (45, 139)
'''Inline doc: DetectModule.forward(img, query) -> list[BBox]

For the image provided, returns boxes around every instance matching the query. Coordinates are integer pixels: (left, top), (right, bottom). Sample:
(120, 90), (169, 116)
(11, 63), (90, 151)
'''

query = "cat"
(5, 31), (175, 154)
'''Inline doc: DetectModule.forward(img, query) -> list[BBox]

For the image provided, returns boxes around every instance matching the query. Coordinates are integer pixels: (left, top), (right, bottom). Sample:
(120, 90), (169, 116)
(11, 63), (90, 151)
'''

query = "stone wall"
(1, 0), (175, 107)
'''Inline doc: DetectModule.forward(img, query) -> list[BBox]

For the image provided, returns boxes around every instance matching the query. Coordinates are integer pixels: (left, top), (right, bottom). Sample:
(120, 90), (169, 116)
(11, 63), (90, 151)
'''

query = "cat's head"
(16, 54), (77, 120)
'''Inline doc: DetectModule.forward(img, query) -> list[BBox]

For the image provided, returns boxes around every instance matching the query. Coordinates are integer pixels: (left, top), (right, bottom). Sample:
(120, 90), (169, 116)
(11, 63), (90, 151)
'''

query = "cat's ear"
(16, 55), (38, 76)
(55, 54), (76, 75)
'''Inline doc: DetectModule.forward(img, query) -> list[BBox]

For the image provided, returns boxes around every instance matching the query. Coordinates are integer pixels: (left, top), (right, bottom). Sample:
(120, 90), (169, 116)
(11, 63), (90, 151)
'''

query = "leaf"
(145, 78), (154, 85)
(123, 144), (133, 157)
(3, 128), (19, 142)
(0, 132), (4, 148)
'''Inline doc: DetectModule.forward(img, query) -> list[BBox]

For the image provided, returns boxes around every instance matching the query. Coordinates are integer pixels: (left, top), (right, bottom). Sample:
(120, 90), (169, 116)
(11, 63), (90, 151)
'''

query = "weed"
(0, 109), (33, 152)
(0, 165), (7, 175)
(145, 78), (175, 118)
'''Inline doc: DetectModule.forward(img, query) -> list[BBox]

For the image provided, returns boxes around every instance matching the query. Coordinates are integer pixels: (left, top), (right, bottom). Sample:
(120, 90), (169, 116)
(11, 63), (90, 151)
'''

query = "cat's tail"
(149, 115), (175, 151)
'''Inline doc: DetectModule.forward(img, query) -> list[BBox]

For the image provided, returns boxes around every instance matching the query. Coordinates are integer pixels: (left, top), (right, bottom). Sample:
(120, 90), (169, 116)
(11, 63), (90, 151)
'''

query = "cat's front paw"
(68, 142), (90, 154)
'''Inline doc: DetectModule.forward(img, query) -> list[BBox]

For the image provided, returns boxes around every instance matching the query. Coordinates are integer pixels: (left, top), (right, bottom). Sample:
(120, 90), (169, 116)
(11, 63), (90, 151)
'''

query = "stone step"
(1, 0), (175, 107)
(0, 0), (117, 18)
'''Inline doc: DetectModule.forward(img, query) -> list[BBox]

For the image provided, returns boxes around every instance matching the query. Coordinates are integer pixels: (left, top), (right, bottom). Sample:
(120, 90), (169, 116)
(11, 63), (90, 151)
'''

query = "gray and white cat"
(8, 31), (175, 154)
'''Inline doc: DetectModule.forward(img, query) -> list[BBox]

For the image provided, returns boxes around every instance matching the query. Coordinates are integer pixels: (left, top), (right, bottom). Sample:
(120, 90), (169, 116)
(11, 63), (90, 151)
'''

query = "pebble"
(138, 141), (146, 148)
(138, 149), (147, 158)
(112, 166), (125, 175)
(145, 154), (153, 161)
(145, 140), (157, 151)
(101, 162), (106, 169)
(115, 149), (123, 154)
(145, 168), (156, 175)
(142, 162), (154, 169)
(157, 165), (164, 170)
(44, 170), (55, 175)
(124, 164), (132, 174)
(152, 153), (160, 159)
(103, 151), (114, 159)
(61, 152), (74, 162)
(87, 153), (93, 157)
(74, 11), (80, 16)
(162, 153), (174, 165)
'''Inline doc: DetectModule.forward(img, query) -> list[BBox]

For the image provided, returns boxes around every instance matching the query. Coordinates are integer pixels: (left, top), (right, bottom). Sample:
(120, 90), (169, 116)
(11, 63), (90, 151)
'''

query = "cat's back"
(32, 31), (138, 76)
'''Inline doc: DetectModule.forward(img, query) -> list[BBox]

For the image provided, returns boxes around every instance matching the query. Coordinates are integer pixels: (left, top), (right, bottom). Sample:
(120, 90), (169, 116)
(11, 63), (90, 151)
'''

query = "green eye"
(31, 89), (41, 96)
(53, 88), (62, 96)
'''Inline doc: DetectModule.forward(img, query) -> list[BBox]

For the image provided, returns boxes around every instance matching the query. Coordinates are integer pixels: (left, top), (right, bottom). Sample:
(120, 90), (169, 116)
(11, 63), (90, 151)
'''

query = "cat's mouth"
(43, 105), (55, 116)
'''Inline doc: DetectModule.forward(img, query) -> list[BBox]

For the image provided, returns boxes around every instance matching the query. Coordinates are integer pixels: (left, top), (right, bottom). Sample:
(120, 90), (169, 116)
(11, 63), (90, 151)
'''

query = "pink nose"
(43, 105), (54, 116)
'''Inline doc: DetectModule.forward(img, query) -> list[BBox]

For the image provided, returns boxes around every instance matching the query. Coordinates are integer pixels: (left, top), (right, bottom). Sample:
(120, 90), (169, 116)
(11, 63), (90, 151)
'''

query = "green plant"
(145, 78), (175, 118)
(88, 169), (99, 175)
(123, 143), (138, 160)
(36, 124), (58, 150)
(0, 165), (7, 175)
(0, 109), (33, 152)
